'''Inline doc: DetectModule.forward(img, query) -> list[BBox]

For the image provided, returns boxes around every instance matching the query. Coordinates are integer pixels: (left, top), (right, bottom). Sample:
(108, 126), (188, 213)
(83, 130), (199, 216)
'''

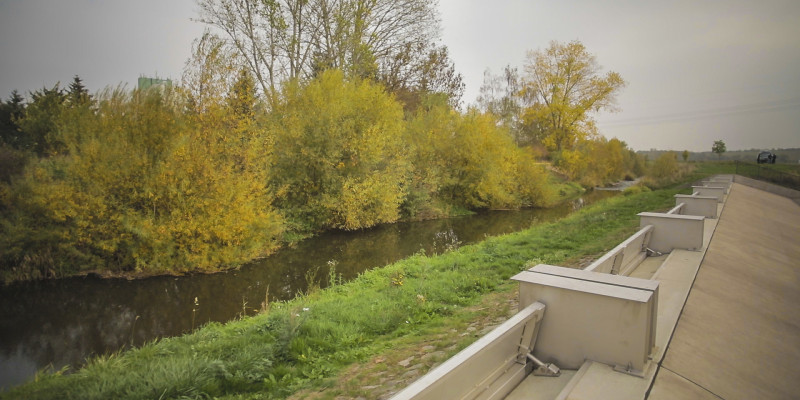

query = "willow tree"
(521, 40), (625, 152)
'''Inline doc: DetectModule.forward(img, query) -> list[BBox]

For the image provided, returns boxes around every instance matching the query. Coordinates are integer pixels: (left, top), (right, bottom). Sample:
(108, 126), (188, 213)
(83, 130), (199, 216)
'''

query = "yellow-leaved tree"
(405, 95), (552, 212)
(0, 80), (284, 280)
(269, 70), (409, 231)
(520, 40), (625, 152)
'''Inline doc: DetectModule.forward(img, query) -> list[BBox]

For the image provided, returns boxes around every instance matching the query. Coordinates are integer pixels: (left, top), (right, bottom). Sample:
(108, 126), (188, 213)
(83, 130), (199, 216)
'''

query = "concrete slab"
(556, 360), (655, 400)
(505, 370), (577, 400)
(649, 249), (705, 363)
(627, 254), (667, 279)
(412, 178), (798, 400)
(648, 368), (720, 400)
(656, 183), (800, 400)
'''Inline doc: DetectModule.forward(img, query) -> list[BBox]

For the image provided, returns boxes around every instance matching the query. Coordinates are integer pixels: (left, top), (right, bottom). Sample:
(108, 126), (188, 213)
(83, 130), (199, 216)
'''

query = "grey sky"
(1, 0), (798, 152)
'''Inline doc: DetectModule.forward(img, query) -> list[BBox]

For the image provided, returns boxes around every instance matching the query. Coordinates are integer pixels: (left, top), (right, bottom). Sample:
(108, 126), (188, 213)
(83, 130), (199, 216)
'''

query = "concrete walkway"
(648, 183), (800, 400)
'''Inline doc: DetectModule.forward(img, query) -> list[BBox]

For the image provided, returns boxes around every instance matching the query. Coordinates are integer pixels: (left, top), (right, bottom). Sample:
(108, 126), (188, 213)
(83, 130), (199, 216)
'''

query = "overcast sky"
(1, 0), (798, 152)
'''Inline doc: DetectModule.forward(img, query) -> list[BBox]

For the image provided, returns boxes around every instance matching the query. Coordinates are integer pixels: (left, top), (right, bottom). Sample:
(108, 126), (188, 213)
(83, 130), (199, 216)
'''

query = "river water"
(0, 190), (615, 389)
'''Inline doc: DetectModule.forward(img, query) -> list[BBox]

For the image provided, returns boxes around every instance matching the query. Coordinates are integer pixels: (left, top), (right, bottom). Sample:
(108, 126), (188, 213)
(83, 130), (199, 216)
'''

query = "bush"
(644, 151), (695, 188)
(0, 87), (283, 280)
(405, 98), (552, 213)
(269, 70), (408, 231)
(649, 152), (678, 181)
(622, 184), (651, 196)
(554, 138), (643, 188)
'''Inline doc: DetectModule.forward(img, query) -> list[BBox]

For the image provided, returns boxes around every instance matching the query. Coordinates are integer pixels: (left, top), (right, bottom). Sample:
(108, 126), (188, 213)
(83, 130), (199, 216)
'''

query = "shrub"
(269, 70), (408, 231)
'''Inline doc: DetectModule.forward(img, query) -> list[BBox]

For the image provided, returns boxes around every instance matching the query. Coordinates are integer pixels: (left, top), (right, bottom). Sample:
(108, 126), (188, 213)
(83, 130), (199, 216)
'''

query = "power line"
(598, 97), (800, 127)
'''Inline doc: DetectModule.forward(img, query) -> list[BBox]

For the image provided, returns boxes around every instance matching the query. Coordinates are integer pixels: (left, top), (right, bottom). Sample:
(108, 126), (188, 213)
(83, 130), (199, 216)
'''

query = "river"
(0, 190), (615, 389)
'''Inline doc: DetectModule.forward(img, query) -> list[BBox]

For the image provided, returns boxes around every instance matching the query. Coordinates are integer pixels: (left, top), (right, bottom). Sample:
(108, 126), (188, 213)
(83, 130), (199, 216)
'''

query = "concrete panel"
(647, 368), (720, 400)
(659, 183), (800, 400)
(674, 194), (718, 218)
(583, 246), (621, 274)
(584, 225), (651, 275)
(666, 203), (684, 214)
(530, 264), (659, 364)
(638, 212), (704, 253)
(733, 174), (800, 205)
(554, 360), (656, 400)
(512, 266), (657, 373)
(504, 369), (577, 400)
(692, 186), (725, 202)
(701, 179), (731, 193)
(390, 302), (546, 400)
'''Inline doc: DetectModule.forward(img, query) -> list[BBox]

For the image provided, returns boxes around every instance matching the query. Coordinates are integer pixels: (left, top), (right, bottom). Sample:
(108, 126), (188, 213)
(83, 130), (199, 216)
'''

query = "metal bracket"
(613, 362), (645, 378)
(526, 354), (561, 377)
(645, 247), (663, 257)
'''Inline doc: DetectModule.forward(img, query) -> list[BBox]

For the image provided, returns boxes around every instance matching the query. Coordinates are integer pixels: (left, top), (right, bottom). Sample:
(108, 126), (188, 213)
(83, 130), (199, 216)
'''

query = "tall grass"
(3, 184), (688, 400)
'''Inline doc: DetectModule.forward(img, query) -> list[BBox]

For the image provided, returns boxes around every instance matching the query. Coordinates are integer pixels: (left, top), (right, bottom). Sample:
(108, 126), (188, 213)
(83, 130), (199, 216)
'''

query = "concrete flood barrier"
(512, 265), (658, 376)
(583, 225), (652, 275)
(390, 302), (547, 400)
(390, 176), (729, 400)
(692, 185), (726, 202)
(674, 194), (717, 218)
(637, 212), (704, 253)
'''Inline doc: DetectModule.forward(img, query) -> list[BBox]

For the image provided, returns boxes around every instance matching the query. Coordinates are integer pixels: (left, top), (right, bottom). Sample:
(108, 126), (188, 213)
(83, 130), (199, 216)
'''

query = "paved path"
(649, 183), (800, 400)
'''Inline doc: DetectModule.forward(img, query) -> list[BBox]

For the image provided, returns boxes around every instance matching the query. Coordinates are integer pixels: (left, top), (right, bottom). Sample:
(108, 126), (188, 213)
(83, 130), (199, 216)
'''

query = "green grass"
(3, 180), (698, 400)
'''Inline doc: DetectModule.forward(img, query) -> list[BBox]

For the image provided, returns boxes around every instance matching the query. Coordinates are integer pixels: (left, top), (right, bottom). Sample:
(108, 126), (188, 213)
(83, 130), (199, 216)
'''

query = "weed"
(191, 297), (199, 331)
(390, 271), (405, 287)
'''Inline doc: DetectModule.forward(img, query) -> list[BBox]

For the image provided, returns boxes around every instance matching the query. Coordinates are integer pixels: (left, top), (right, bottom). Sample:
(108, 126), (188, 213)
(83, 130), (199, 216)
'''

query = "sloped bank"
(3, 186), (683, 400)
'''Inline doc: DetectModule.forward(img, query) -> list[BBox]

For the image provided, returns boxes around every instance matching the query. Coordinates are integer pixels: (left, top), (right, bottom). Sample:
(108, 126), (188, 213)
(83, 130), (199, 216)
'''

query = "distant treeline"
(638, 148), (800, 163)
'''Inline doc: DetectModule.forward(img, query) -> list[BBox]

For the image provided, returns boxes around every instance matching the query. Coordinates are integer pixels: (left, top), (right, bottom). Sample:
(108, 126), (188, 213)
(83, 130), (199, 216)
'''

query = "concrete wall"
(391, 302), (546, 400)
(585, 225), (652, 275)
(674, 195), (718, 218)
(702, 179), (731, 194)
(513, 265), (658, 374)
(638, 212), (704, 253)
(734, 175), (800, 206)
(692, 186), (725, 202)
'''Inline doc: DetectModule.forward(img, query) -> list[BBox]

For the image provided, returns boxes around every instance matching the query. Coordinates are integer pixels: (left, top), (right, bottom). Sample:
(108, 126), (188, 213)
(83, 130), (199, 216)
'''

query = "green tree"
(0, 90), (26, 149)
(712, 140), (726, 159)
(227, 68), (258, 123)
(15, 84), (66, 156)
(67, 75), (92, 107)
(682, 149), (689, 162)
(520, 40), (626, 151)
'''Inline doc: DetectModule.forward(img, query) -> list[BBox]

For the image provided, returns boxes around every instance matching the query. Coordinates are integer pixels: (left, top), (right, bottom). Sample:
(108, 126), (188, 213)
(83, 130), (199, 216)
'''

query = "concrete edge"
(732, 174), (800, 206)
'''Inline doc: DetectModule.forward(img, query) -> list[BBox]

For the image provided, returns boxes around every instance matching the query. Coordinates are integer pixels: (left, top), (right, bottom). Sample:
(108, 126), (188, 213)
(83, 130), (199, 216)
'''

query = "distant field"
(638, 148), (800, 164)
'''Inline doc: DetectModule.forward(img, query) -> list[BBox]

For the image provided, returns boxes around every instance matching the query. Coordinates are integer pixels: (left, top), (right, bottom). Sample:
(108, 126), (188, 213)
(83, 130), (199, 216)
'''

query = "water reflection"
(0, 191), (614, 389)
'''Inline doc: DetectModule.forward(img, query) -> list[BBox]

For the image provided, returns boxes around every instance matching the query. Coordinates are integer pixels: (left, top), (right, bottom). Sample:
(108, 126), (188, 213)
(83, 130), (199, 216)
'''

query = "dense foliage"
(0, 14), (640, 282)
(0, 84), (284, 280)
(0, 69), (557, 281)
(477, 41), (643, 187)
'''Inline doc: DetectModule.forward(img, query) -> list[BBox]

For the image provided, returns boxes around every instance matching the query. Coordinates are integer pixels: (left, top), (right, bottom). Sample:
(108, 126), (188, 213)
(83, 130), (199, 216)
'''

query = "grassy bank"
(3, 183), (689, 400)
